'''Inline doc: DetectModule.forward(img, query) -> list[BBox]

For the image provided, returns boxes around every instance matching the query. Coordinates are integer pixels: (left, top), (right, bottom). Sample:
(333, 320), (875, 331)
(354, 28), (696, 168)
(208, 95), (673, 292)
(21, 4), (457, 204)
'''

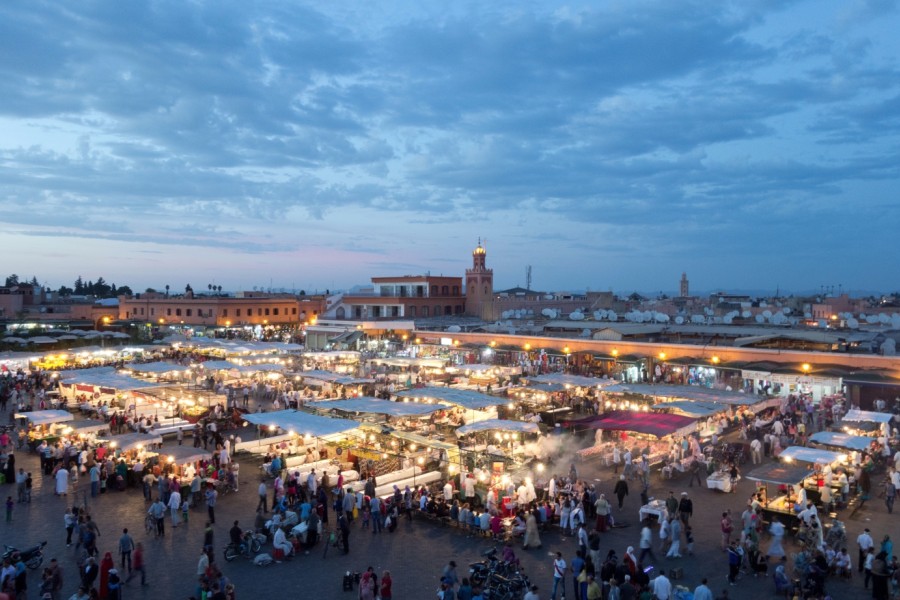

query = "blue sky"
(1, 0), (898, 295)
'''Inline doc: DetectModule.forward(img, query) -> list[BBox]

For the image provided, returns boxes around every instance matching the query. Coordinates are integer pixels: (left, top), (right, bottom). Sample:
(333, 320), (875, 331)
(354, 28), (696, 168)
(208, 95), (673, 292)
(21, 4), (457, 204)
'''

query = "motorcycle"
(2, 541), (47, 570)
(224, 532), (263, 561)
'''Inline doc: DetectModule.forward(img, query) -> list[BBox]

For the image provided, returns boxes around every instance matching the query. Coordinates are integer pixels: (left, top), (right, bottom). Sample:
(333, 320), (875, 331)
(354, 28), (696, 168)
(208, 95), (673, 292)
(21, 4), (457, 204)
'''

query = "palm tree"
(165, 284), (170, 298)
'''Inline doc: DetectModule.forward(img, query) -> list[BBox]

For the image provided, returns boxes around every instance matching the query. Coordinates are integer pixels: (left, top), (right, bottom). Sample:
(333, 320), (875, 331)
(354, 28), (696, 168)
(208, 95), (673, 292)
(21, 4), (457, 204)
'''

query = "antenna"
(525, 265), (532, 291)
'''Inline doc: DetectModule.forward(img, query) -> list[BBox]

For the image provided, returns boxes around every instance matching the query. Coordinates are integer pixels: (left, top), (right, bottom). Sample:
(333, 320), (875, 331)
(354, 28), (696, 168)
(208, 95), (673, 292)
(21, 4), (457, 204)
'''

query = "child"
(5, 496), (12, 522)
(25, 473), (33, 503)
(182, 499), (190, 524)
(685, 525), (695, 555)
(361, 499), (371, 530)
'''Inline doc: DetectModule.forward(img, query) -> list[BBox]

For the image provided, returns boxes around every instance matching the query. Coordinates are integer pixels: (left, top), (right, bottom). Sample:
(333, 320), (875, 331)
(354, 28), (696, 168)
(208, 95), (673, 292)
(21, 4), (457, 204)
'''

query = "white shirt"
(692, 584), (713, 600)
(652, 575), (672, 600)
(857, 532), (874, 550)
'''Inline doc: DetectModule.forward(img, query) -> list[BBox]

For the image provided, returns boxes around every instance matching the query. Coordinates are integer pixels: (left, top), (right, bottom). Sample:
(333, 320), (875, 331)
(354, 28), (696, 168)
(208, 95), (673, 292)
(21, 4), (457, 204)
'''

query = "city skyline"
(1, 1), (898, 293)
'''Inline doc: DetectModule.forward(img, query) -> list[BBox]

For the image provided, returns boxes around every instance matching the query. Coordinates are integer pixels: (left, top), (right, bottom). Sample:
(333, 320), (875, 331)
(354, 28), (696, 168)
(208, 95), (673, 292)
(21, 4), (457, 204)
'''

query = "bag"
(352, 506), (359, 519)
(384, 516), (392, 528)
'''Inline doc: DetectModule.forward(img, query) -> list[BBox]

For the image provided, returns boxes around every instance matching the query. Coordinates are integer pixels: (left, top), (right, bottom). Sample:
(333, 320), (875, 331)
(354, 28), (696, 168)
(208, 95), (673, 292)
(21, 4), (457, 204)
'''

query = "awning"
(242, 410), (359, 437)
(396, 387), (506, 410)
(527, 374), (616, 388)
(778, 446), (847, 465)
(127, 362), (191, 374)
(307, 397), (445, 417)
(745, 463), (811, 485)
(54, 366), (118, 381)
(162, 445), (211, 465)
(14, 410), (74, 426)
(62, 419), (108, 435)
(107, 432), (163, 451)
(233, 363), (285, 373)
(603, 383), (755, 406)
(195, 360), (242, 371)
(808, 431), (874, 452)
(842, 409), (895, 424)
(456, 419), (540, 436)
(564, 410), (696, 438)
(653, 400), (728, 417)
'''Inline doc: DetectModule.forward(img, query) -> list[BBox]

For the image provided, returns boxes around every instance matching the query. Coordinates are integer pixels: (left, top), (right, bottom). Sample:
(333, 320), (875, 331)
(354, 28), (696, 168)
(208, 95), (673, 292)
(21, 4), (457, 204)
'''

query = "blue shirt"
(571, 556), (585, 578)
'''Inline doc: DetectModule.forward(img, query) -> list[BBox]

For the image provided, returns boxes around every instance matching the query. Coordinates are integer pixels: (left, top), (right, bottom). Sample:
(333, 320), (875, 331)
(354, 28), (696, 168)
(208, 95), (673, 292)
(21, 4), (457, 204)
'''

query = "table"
(639, 500), (668, 522)
(706, 471), (738, 493)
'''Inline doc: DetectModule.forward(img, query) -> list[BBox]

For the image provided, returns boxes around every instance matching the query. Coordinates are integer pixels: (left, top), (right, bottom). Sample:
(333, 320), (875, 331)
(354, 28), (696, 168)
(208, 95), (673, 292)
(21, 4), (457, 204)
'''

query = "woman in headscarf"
(358, 570), (376, 600)
(870, 550), (890, 600)
(623, 547), (637, 577)
(773, 564), (791, 596)
(523, 510), (541, 549)
(98, 552), (114, 600)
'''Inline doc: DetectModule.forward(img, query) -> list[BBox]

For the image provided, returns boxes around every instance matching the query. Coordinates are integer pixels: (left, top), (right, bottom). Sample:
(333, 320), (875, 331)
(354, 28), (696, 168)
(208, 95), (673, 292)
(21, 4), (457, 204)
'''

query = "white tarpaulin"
(779, 446), (847, 465)
(456, 419), (540, 436)
(842, 409), (895, 423)
(15, 410), (74, 426)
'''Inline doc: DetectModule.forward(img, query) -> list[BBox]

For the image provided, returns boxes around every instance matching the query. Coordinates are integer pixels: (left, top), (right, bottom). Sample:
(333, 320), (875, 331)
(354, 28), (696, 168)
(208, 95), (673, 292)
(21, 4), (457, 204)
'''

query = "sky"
(1, 0), (898, 296)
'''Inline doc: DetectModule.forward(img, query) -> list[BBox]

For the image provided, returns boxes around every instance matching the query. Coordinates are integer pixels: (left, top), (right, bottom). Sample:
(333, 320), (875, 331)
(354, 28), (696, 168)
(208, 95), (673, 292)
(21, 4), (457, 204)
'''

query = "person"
(65, 508), (77, 547)
(456, 577), (471, 600)
(126, 542), (146, 586)
(168, 487), (182, 527)
(871, 550), (890, 600)
(773, 564), (791, 596)
(524, 584), (540, 600)
(206, 486), (218, 524)
(55, 464), (69, 496)
(880, 534), (892, 558)
(118, 529), (134, 575)
(767, 519), (785, 560)
(858, 528), (875, 573)
(358, 570), (376, 600)
(727, 542), (741, 585)
(551, 552), (567, 600)
(4, 497), (11, 523)
(148, 498), (165, 538)
(272, 527), (293, 560)
(693, 578), (713, 600)
(338, 512), (350, 554)
(638, 521), (656, 566)
(229, 521), (243, 550)
(585, 575), (601, 600)
(651, 572), (672, 600)
(107, 568), (121, 600)
(523, 510), (542, 549)
(99, 552), (114, 599)
(81, 557), (99, 590)
(720, 511), (733, 551)
(666, 516), (682, 558)
(613, 476), (628, 510)
(864, 547), (876, 589)
(677, 492), (692, 526)
(570, 551), (585, 600)
(594, 494), (610, 532)
(688, 459), (704, 487)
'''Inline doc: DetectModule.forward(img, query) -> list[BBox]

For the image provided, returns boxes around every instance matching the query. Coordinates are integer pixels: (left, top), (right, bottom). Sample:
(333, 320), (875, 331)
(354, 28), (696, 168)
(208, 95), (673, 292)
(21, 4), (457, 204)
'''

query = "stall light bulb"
(536, 463), (545, 473)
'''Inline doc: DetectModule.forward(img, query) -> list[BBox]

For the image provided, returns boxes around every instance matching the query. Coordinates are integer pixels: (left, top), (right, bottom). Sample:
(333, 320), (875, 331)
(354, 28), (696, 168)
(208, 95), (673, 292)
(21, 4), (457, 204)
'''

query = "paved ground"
(3, 422), (893, 599)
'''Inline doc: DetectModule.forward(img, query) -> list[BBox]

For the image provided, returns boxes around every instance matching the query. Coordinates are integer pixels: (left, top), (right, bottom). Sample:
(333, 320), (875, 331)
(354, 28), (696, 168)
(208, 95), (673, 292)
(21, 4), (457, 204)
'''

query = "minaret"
(465, 239), (494, 319)
(680, 272), (689, 298)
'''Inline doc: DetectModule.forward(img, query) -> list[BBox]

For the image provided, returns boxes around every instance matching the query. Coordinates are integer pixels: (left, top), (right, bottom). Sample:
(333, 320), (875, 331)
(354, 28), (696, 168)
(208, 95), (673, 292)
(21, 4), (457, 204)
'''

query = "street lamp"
(801, 363), (811, 374)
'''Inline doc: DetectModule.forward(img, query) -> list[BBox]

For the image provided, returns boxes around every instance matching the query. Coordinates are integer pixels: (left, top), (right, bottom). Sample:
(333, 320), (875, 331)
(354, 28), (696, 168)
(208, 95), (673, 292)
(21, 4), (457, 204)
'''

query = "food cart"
(745, 462), (813, 532)
(808, 431), (876, 453)
(778, 446), (848, 505)
(15, 410), (75, 448)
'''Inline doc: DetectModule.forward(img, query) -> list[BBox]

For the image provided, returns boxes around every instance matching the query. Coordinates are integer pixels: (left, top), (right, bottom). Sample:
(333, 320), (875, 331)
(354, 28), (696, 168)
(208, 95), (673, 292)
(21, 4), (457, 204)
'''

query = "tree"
(145, 288), (157, 294)
(74, 276), (84, 294)
(217, 285), (222, 294)
(29, 276), (39, 286)
(57, 285), (74, 296)
(118, 285), (133, 296)
(165, 284), (170, 298)
(4, 274), (19, 287)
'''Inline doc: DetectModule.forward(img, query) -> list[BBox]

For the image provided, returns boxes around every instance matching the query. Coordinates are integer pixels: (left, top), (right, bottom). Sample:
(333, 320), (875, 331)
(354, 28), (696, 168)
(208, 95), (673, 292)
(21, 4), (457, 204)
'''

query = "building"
(117, 289), (325, 328)
(329, 275), (465, 320)
(679, 272), (689, 298)
(465, 240), (494, 319)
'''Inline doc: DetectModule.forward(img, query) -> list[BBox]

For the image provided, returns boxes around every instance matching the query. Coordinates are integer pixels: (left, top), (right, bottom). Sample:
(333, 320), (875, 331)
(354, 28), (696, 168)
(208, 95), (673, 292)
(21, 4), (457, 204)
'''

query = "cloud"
(0, 1), (897, 291)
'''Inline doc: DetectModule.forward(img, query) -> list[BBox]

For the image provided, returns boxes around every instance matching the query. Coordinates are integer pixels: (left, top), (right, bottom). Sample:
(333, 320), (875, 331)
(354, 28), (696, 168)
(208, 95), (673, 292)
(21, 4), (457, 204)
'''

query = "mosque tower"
(465, 239), (494, 319)
(680, 272), (690, 298)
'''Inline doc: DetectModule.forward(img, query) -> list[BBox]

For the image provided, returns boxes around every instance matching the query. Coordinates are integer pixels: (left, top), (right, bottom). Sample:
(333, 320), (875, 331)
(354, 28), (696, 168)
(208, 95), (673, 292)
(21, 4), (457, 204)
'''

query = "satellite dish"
(742, 311), (751, 318)
(675, 316), (684, 325)
(755, 314), (765, 323)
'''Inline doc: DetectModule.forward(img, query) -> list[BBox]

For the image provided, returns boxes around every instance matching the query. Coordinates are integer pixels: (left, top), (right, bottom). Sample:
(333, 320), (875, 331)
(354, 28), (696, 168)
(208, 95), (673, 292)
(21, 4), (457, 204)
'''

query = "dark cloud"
(0, 1), (897, 290)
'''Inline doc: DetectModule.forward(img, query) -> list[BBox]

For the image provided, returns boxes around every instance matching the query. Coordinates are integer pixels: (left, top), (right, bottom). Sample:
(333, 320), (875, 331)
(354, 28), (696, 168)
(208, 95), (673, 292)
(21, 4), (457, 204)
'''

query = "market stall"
(745, 462), (813, 531)
(839, 409), (895, 436)
(808, 431), (875, 452)
(395, 387), (505, 425)
(565, 410), (698, 465)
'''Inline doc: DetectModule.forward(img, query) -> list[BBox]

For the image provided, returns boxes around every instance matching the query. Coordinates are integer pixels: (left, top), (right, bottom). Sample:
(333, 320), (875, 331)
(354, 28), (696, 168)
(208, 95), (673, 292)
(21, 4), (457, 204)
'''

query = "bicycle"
(322, 528), (345, 558)
(144, 514), (156, 535)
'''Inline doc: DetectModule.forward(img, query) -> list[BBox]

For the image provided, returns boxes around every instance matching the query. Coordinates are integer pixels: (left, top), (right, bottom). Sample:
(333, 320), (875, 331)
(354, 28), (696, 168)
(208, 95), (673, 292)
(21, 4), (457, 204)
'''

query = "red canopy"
(564, 410), (696, 438)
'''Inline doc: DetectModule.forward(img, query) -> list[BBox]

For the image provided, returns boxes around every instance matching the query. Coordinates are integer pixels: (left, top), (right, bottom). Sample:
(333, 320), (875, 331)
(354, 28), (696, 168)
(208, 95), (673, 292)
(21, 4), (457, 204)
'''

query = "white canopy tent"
(14, 410), (74, 426)
(106, 432), (163, 452)
(779, 446), (847, 465)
